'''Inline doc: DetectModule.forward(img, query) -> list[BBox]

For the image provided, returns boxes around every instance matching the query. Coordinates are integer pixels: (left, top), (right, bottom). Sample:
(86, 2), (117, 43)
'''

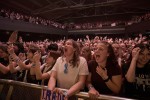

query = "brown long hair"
(66, 39), (80, 67)
(100, 41), (118, 67)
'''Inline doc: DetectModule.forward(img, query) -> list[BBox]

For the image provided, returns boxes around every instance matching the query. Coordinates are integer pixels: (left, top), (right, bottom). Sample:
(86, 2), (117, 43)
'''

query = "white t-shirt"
(51, 56), (89, 89)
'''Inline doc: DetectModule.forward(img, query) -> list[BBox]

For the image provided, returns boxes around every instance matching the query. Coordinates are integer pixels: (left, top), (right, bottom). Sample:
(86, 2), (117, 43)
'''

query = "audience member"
(86, 41), (122, 99)
(48, 39), (89, 100)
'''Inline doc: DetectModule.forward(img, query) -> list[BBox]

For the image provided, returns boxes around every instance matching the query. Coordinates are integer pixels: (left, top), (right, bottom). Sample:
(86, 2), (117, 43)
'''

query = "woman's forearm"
(67, 81), (85, 97)
(0, 63), (9, 74)
(67, 75), (86, 97)
(125, 59), (136, 82)
(105, 75), (122, 94)
(48, 76), (56, 90)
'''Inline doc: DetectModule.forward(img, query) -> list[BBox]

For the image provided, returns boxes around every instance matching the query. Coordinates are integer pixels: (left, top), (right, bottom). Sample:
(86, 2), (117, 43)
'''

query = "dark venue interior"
(0, 0), (150, 100)
(0, 0), (150, 41)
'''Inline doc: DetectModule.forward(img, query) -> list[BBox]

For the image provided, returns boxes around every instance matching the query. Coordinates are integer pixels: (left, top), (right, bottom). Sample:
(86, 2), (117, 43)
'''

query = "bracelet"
(88, 85), (94, 90)
(103, 76), (110, 82)
(31, 63), (36, 67)
(15, 58), (21, 63)
(63, 91), (68, 97)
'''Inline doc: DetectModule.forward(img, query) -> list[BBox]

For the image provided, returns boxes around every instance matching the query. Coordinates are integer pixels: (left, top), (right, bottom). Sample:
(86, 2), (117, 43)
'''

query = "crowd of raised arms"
(0, 31), (150, 100)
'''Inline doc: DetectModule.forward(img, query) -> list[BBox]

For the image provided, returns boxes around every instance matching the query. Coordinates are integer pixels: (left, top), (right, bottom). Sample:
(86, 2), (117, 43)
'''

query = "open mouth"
(95, 54), (100, 58)
(64, 47), (68, 52)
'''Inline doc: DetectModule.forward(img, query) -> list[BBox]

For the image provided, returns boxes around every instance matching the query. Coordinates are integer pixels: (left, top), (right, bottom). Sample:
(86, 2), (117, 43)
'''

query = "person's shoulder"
(57, 56), (63, 60)
(88, 60), (96, 64)
(79, 56), (86, 61)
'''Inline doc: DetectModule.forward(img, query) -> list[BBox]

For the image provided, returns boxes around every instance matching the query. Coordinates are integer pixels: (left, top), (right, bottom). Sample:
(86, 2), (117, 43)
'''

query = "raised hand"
(33, 51), (41, 62)
(8, 30), (18, 43)
(132, 47), (141, 61)
(7, 44), (15, 55)
(18, 53), (26, 61)
(96, 65), (108, 80)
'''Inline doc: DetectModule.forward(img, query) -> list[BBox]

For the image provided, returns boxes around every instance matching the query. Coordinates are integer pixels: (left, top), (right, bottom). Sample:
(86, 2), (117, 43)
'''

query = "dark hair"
(49, 51), (61, 60)
(134, 43), (150, 53)
(100, 41), (118, 67)
(0, 44), (8, 54)
(28, 44), (40, 54)
(13, 42), (25, 55)
(47, 43), (58, 51)
(126, 43), (150, 65)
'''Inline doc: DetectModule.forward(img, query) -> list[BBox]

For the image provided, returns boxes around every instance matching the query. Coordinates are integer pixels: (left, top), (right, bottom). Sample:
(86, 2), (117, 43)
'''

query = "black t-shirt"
(88, 60), (121, 95)
(0, 58), (16, 80)
(123, 63), (150, 99)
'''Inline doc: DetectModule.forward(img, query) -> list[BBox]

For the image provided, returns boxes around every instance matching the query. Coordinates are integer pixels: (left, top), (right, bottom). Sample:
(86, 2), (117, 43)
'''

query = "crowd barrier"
(0, 79), (134, 100)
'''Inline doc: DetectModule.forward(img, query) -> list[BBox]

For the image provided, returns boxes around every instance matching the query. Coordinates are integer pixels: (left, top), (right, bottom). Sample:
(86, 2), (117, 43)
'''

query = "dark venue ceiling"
(1, 0), (150, 24)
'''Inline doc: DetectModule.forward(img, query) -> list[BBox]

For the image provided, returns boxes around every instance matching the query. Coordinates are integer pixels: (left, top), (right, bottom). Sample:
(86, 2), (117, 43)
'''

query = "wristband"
(31, 63), (36, 67)
(63, 91), (68, 97)
(88, 85), (94, 90)
(103, 76), (110, 82)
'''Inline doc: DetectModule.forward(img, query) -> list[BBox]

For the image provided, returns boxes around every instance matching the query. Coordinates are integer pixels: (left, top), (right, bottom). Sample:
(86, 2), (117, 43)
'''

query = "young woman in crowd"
(86, 41), (122, 99)
(0, 44), (16, 79)
(123, 43), (150, 99)
(0, 42), (24, 80)
(33, 50), (60, 85)
(48, 39), (89, 100)
(8, 44), (43, 84)
(80, 46), (92, 63)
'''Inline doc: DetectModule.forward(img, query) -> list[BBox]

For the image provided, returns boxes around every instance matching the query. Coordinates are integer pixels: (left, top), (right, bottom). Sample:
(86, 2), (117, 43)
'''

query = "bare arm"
(66, 75), (87, 97)
(125, 47), (140, 82)
(42, 71), (51, 80)
(31, 61), (42, 80)
(86, 73), (100, 99)
(48, 70), (57, 91)
(125, 59), (137, 82)
(30, 52), (42, 79)
(105, 75), (122, 94)
(0, 63), (10, 74)
(11, 53), (31, 70)
(9, 62), (20, 73)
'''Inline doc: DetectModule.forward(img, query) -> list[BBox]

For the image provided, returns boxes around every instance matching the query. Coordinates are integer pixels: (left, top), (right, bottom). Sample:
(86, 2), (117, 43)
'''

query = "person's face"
(81, 48), (90, 58)
(84, 42), (90, 47)
(64, 40), (75, 57)
(0, 49), (8, 58)
(45, 52), (55, 65)
(39, 45), (45, 53)
(137, 48), (150, 66)
(94, 43), (109, 63)
(26, 51), (34, 59)
(93, 43), (98, 52)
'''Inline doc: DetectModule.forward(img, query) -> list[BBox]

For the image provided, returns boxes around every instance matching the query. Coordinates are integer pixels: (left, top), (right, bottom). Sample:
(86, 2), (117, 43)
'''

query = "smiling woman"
(123, 43), (150, 99)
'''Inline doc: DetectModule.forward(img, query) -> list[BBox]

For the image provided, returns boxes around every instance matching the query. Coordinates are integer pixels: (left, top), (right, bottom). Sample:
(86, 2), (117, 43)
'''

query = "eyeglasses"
(64, 63), (68, 74)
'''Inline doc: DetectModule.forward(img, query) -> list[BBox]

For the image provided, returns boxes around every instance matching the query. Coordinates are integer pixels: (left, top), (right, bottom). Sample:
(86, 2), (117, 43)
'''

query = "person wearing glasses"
(122, 43), (150, 99)
(86, 41), (122, 99)
(48, 39), (89, 100)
